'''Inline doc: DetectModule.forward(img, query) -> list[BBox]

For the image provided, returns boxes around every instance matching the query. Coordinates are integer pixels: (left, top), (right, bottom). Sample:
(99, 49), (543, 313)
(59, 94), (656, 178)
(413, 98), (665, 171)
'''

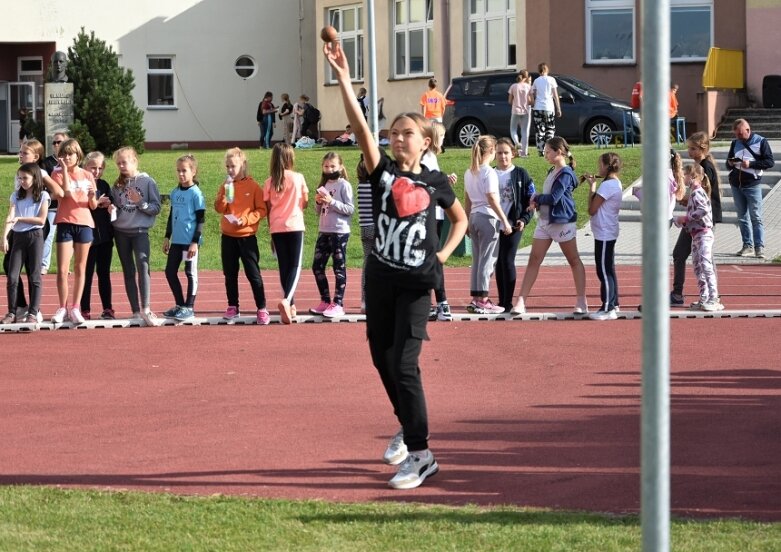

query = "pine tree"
(65, 29), (145, 154)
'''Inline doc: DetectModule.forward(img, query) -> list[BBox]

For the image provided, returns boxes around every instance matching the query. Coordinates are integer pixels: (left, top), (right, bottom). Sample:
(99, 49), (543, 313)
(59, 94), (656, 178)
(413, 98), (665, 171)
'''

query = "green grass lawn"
(0, 487), (778, 551)
(0, 145), (642, 271)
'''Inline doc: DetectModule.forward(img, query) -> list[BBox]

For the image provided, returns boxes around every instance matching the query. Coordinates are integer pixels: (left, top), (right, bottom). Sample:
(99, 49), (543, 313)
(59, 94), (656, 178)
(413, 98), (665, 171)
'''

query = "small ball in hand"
(320, 26), (338, 43)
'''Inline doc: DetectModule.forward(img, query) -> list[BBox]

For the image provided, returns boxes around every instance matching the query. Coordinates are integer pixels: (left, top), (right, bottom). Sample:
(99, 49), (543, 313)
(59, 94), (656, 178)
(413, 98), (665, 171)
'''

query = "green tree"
(65, 29), (145, 154)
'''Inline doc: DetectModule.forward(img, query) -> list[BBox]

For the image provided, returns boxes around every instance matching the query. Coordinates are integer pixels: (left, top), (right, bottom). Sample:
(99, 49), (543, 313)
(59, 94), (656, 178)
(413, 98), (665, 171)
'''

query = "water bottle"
(225, 175), (234, 204)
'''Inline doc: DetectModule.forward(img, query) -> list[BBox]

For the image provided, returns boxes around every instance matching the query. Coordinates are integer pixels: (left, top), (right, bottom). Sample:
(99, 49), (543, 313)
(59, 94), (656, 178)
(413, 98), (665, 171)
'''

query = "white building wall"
(1, 0), (317, 146)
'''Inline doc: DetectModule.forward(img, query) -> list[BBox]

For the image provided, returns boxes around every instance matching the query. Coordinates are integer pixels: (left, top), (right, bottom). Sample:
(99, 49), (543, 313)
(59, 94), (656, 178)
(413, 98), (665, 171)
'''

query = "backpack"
(304, 105), (321, 125)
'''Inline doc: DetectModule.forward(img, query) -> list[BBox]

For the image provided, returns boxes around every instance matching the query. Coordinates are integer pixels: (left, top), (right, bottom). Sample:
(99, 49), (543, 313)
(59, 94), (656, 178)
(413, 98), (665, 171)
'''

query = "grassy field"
(0, 487), (778, 551)
(0, 145), (642, 271)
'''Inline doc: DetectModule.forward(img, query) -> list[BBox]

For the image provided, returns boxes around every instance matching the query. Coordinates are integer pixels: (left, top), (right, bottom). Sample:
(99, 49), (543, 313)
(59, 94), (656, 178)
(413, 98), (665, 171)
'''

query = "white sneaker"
(383, 428), (408, 465)
(51, 307), (68, 324)
(511, 298), (526, 315)
(140, 309), (159, 327)
(588, 309), (618, 321)
(573, 298), (589, 315)
(69, 307), (85, 325)
(388, 449), (439, 490)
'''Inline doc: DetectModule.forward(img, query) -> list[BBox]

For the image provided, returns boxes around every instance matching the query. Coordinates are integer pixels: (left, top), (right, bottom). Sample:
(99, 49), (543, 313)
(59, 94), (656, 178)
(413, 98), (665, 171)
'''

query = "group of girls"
(1, 138), (356, 328)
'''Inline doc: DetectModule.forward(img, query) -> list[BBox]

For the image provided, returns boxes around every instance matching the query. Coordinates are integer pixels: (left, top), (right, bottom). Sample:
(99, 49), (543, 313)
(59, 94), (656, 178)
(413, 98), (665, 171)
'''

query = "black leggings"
(433, 219), (447, 303)
(594, 239), (619, 311)
(165, 243), (199, 308)
(272, 231), (304, 305)
(81, 240), (113, 313)
(312, 232), (349, 305)
(5, 229), (42, 313)
(495, 229), (523, 310)
(221, 234), (266, 310)
(3, 231), (27, 309)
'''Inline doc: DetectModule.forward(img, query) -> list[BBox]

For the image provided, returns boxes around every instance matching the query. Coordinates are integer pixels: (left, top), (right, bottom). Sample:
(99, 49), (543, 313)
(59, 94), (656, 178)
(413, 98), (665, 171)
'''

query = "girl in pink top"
(50, 138), (97, 325)
(508, 70), (532, 157)
(263, 143), (309, 324)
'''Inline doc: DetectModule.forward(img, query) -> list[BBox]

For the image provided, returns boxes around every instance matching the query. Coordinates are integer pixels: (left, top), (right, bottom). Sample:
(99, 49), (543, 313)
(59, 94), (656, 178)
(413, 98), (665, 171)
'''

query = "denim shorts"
(56, 222), (94, 244)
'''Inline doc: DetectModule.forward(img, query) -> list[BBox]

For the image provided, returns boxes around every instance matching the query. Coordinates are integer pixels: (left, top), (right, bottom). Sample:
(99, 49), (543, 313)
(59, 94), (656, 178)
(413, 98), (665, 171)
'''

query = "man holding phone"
(727, 119), (775, 258)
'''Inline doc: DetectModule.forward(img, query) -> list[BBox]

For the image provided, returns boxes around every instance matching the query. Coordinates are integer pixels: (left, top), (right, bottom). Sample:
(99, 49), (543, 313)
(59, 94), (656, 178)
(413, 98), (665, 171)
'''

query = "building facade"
(315, 0), (778, 137)
(0, 0), (317, 152)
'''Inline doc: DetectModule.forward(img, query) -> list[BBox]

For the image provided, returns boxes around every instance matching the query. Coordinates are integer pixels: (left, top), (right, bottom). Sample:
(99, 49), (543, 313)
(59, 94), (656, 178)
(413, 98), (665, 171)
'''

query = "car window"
(557, 76), (612, 100)
(488, 79), (514, 97)
(461, 78), (487, 96)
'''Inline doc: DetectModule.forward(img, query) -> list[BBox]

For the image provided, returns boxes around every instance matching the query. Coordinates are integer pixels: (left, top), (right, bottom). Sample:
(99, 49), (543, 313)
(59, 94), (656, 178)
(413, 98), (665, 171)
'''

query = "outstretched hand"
(323, 41), (349, 80)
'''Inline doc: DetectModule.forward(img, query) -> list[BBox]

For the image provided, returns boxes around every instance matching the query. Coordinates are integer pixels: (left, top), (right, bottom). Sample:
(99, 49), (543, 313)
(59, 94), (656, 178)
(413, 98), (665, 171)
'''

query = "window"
(393, 0), (434, 77)
(326, 5), (364, 82)
(670, 2), (712, 60)
(586, 0), (635, 63)
(467, 0), (515, 71)
(585, 0), (712, 64)
(147, 56), (175, 108)
(234, 56), (257, 79)
(18, 57), (44, 109)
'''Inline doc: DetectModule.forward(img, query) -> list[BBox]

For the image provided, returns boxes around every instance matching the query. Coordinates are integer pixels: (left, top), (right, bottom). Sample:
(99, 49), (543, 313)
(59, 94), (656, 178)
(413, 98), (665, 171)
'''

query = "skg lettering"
(375, 214), (427, 267)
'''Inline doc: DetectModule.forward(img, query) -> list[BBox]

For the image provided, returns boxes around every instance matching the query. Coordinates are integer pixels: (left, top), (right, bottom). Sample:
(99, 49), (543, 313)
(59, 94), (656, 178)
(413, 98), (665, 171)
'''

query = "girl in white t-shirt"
(464, 135), (512, 314)
(529, 63), (562, 156)
(584, 152), (623, 320)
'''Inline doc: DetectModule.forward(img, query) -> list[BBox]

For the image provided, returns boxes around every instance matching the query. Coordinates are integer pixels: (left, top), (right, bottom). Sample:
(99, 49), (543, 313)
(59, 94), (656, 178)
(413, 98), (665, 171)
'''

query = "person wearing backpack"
(302, 103), (321, 140)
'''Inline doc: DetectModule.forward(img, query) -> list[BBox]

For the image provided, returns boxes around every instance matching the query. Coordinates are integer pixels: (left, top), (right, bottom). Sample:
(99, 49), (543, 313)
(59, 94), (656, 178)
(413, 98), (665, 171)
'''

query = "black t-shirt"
(366, 149), (456, 289)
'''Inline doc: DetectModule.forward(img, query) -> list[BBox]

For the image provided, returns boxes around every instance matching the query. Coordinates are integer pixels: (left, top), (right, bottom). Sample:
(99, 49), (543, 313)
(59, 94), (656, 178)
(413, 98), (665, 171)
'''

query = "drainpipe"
(439, 0), (451, 86)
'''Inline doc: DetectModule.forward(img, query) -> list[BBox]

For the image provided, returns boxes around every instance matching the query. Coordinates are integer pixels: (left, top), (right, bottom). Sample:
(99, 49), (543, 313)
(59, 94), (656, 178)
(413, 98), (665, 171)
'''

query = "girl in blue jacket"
(513, 136), (587, 315)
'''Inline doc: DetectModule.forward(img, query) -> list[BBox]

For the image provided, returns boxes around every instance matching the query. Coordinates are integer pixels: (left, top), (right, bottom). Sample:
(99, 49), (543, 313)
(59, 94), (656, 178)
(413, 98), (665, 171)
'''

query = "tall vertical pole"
(366, 0), (379, 142)
(641, 0), (670, 550)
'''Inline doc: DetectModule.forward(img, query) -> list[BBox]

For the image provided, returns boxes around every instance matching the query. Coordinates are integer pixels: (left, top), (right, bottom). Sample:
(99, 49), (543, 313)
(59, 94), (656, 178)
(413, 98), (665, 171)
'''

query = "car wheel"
(455, 119), (485, 148)
(586, 119), (615, 146)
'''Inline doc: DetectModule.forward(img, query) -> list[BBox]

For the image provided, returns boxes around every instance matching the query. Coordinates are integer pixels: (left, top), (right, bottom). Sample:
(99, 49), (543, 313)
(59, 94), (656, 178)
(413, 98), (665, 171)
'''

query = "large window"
(326, 5), (364, 82)
(586, 0), (635, 63)
(670, 2), (712, 60)
(467, 0), (516, 71)
(147, 56), (175, 108)
(586, 0), (712, 64)
(393, 0), (434, 77)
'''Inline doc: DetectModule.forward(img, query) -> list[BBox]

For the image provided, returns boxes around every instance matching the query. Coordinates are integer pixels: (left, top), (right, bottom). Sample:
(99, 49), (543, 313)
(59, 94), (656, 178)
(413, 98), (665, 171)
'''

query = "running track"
(1, 265), (780, 520)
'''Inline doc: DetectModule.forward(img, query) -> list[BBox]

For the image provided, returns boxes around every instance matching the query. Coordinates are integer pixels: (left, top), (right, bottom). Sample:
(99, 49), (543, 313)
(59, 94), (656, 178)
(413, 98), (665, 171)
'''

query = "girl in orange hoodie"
(214, 147), (270, 325)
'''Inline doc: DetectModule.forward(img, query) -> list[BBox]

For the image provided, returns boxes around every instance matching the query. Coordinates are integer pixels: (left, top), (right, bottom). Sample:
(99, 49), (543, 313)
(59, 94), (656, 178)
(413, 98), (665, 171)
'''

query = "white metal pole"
(366, 0), (379, 142)
(641, 0), (671, 550)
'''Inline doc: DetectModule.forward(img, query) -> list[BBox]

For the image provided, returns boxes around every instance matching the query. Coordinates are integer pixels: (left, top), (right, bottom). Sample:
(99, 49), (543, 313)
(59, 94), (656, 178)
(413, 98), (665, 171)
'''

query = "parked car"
(443, 71), (641, 148)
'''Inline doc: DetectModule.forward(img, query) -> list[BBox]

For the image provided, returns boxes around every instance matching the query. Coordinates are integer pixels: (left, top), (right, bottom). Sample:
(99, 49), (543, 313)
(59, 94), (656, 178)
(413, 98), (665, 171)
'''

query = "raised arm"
(323, 41), (379, 173)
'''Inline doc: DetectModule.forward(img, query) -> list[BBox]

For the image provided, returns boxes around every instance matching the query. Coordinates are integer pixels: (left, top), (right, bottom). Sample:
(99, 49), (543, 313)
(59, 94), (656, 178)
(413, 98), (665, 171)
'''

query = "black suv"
(443, 71), (640, 148)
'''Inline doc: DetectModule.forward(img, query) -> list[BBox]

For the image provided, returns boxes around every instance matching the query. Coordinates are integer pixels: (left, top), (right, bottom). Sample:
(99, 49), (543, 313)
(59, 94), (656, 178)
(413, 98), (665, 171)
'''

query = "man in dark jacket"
(727, 119), (775, 259)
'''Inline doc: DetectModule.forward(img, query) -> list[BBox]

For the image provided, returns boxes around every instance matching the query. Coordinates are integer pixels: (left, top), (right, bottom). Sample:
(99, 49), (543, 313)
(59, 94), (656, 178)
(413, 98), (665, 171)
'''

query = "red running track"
(1, 264), (780, 520)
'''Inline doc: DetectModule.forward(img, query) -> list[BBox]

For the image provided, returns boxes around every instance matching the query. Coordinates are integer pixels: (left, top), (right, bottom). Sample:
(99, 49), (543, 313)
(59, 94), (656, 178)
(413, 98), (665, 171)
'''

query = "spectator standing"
(420, 78), (447, 123)
(727, 119), (775, 259)
(529, 63), (561, 156)
(508, 70), (532, 157)
(258, 91), (278, 149)
(41, 131), (68, 274)
(278, 93), (294, 145)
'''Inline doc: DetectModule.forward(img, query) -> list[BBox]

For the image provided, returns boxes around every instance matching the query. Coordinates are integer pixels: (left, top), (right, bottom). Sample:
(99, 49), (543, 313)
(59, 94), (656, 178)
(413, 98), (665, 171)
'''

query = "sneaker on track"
(174, 307), (194, 321)
(669, 293), (685, 306)
(163, 306), (180, 318)
(309, 301), (330, 315)
(383, 428), (408, 465)
(388, 449), (439, 490)
(69, 307), (85, 325)
(100, 308), (115, 320)
(428, 305), (438, 321)
(688, 300), (705, 311)
(223, 306), (240, 321)
(19, 313), (39, 331)
(256, 308), (270, 325)
(322, 303), (345, 318)
(51, 307), (68, 324)
(140, 309), (159, 327)
(437, 302), (453, 322)
(278, 299), (293, 325)
(589, 309), (617, 321)
(1, 312), (15, 324)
